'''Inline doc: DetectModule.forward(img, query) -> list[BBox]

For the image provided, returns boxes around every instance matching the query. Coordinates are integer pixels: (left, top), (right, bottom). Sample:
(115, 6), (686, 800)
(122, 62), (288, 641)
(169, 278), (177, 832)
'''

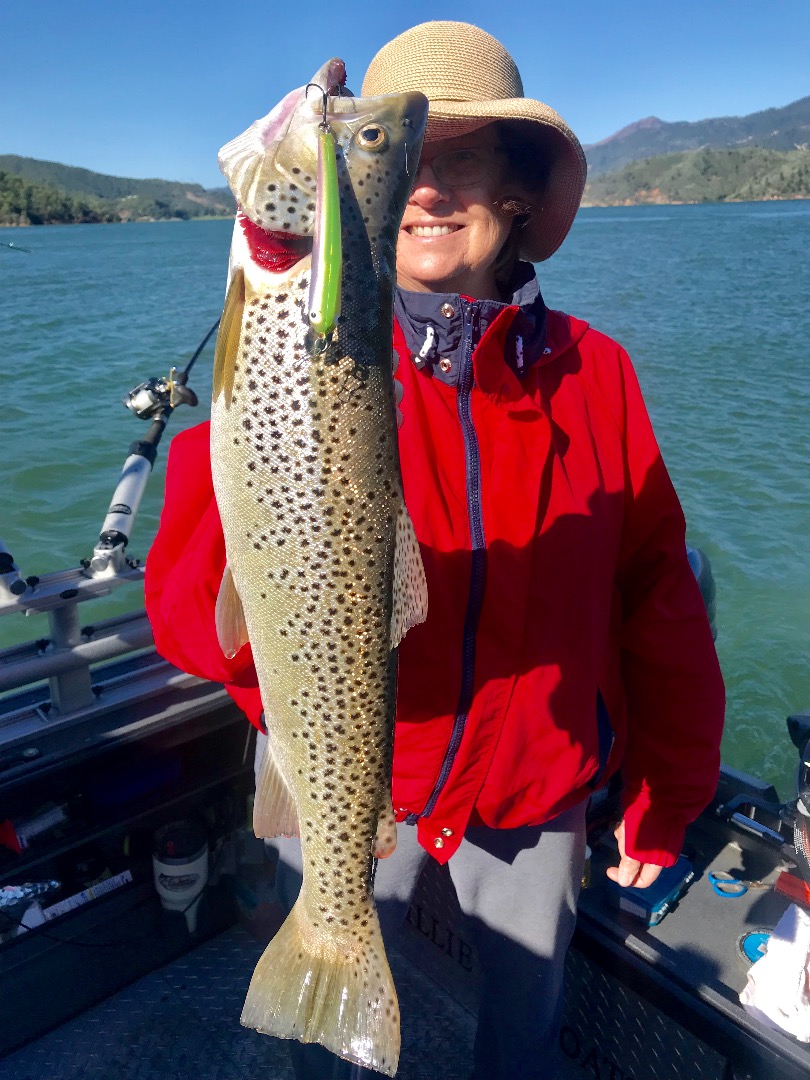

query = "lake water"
(1, 204), (809, 795)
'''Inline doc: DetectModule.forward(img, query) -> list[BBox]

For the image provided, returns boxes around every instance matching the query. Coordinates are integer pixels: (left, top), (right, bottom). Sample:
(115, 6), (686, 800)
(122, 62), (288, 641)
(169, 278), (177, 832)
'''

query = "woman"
(146, 21), (724, 1079)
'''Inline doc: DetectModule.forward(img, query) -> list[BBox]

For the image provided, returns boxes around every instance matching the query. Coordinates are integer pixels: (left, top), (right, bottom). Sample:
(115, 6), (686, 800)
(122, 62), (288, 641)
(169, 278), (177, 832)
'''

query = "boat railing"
(0, 343), (210, 742)
(0, 519), (153, 711)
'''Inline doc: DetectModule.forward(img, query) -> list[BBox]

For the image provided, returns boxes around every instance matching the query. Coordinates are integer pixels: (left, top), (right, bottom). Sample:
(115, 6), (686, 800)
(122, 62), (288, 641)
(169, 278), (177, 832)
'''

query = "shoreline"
(581, 193), (810, 208)
(4, 197), (809, 227)
(0, 215), (233, 228)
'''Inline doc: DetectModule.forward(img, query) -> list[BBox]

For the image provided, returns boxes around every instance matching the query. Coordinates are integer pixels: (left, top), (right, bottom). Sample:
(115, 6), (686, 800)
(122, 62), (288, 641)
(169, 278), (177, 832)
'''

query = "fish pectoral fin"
(253, 733), (300, 839)
(241, 898), (400, 1077)
(215, 564), (250, 658)
(374, 802), (398, 859)
(212, 266), (245, 407)
(390, 502), (429, 649)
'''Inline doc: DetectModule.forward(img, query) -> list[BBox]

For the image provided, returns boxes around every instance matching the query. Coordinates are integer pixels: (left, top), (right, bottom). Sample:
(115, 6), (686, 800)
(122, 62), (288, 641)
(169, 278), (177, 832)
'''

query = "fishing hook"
(305, 82), (331, 131)
(337, 362), (370, 405)
(303, 326), (337, 362)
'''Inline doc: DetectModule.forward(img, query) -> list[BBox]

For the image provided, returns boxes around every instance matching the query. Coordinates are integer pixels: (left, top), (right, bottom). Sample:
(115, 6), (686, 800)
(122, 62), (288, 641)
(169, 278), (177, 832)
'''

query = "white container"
(152, 821), (209, 934)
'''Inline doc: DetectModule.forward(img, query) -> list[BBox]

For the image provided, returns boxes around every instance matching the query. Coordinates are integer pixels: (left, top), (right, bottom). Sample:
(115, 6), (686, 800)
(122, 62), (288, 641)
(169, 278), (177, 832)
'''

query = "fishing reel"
(714, 714), (810, 866)
(787, 713), (810, 887)
(788, 714), (810, 818)
(124, 369), (198, 420)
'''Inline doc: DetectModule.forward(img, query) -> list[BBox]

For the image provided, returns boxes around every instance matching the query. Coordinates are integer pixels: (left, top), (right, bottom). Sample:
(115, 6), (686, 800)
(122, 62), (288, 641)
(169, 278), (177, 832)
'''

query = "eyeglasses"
(414, 146), (504, 190)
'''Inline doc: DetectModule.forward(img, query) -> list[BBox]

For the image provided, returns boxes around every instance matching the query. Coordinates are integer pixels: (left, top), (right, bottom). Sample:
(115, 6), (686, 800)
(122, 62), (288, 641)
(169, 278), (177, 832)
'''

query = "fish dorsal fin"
(253, 734), (300, 840)
(390, 502), (428, 649)
(215, 564), (249, 658)
(212, 266), (245, 408)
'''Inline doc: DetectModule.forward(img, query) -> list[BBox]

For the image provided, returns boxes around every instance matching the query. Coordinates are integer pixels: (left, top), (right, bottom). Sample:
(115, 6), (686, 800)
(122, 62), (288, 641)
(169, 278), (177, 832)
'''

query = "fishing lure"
(308, 113), (341, 338)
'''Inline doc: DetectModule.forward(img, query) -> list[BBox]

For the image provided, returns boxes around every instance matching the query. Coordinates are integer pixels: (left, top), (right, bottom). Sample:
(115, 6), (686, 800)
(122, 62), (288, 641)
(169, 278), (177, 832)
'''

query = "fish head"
(326, 90), (428, 246)
(218, 59), (348, 236)
(219, 63), (427, 244)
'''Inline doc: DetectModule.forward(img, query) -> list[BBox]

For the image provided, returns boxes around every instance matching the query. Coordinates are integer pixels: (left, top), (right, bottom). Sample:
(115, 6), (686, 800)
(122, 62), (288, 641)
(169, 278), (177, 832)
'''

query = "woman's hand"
(605, 819), (664, 889)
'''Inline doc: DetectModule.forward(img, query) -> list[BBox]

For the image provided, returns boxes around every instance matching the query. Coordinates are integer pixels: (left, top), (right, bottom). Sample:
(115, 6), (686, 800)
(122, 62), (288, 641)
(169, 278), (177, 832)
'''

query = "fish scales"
(218, 264), (400, 893)
(211, 68), (428, 1076)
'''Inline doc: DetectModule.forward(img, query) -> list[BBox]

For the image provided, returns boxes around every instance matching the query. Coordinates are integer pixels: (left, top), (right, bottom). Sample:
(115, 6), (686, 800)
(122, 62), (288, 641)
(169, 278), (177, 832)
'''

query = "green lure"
(308, 125), (341, 337)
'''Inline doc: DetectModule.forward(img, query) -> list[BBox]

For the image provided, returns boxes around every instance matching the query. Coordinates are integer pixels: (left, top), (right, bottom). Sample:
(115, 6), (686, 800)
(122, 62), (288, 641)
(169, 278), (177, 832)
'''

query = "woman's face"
(396, 124), (512, 300)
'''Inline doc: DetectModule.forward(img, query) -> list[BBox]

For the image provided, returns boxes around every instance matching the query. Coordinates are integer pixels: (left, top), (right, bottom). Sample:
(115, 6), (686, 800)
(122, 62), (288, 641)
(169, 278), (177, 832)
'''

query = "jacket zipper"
(410, 301), (487, 823)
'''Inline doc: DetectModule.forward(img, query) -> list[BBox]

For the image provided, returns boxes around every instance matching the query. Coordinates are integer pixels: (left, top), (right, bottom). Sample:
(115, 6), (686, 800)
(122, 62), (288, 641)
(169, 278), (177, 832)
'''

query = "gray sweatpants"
(254, 733), (586, 1080)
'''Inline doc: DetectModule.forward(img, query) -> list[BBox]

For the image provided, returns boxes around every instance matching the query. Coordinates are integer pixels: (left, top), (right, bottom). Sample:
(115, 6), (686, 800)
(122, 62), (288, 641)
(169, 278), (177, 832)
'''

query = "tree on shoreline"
(0, 171), (225, 225)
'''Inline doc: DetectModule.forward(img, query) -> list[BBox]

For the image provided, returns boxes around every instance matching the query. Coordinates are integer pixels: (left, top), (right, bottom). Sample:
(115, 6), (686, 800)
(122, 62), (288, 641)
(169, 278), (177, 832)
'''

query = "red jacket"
(145, 292), (724, 867)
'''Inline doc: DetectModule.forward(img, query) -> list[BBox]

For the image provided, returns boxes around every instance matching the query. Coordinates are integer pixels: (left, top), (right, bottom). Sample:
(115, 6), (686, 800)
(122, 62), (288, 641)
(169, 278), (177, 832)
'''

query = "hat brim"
(424, 99), (587, 263)
(361, 21), (587, 262)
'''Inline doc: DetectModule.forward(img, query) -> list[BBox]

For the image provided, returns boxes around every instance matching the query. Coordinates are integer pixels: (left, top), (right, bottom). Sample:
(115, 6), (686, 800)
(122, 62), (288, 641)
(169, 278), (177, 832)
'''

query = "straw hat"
(362, 21), (586, 262)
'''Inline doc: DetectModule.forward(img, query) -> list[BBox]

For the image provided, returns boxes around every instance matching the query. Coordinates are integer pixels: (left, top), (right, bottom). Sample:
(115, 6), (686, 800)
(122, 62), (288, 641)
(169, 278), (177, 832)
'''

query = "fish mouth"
(239, 211), (312, 272)
(403, 224), (461, 238)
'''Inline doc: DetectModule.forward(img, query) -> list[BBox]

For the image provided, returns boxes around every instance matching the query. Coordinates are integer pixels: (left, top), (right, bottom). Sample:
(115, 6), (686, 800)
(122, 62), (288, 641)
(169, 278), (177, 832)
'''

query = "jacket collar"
(394, 261), (549, 388)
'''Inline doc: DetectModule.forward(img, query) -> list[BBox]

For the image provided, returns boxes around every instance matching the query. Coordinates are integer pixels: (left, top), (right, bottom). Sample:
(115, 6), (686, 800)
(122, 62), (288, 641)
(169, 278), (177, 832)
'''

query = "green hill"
(584, 95), (810, 175)
(582, 147), (810, 206)
(5, 144), (809, 223)
(0, 156), (235, 225)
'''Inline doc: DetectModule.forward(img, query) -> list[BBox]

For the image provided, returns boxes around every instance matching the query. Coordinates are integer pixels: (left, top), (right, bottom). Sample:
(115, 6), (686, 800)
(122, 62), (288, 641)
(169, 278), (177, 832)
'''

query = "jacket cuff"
(621, 798), (685, 868)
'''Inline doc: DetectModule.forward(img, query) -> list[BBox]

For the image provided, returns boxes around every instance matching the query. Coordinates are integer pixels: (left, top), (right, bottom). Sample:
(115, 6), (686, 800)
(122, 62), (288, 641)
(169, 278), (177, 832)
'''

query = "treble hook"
(305, 82), (331, 131)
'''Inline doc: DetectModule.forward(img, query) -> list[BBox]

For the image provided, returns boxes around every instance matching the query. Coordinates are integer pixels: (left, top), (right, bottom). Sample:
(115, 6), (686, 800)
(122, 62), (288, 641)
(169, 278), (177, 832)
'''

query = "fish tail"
(241, 896), (400, 1076)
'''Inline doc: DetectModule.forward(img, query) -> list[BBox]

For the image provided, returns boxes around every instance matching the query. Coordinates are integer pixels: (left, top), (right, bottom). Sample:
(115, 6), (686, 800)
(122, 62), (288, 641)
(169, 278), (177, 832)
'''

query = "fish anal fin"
(241, 898), (400, 1076)
(254, 736), (300, 839)
(215, 564), (249, 659)
(373, 801), (397, 859)
(390, 503), (428, 649)
(213, 266), (245, 407)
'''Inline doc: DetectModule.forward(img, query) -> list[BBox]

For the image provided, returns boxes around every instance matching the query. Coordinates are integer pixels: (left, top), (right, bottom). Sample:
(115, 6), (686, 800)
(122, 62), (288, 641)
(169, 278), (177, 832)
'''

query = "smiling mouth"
(405, 224), (461, 237)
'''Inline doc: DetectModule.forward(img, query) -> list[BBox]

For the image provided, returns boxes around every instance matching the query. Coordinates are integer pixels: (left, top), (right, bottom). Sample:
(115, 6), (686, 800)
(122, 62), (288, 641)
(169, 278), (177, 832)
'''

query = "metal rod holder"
(47, 602), (95, 713)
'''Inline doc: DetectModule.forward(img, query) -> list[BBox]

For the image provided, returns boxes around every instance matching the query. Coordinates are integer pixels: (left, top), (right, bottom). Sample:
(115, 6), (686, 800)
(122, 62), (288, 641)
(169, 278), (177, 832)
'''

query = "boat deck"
(0, 922), (479, 1080)
(1, 644), (808, 1080)
(2, 825), (810, 1080)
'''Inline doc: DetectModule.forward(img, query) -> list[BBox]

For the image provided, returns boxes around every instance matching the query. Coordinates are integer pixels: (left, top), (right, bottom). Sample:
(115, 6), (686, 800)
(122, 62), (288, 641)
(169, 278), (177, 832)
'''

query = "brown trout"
(211, 63), (428, 1075)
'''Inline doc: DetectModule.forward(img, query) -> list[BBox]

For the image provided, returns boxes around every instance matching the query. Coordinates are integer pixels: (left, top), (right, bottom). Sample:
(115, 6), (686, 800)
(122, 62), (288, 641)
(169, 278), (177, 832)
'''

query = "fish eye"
(357, 125), (387, 151)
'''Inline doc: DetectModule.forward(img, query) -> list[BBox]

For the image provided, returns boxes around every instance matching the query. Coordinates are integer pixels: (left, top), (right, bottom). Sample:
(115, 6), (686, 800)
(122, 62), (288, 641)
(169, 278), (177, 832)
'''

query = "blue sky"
(2, 0), (808, 189)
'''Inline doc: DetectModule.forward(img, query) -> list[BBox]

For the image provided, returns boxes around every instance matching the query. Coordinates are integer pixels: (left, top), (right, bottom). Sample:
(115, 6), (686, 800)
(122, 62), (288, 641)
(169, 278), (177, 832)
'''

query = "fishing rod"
(87, 317), (220, 577)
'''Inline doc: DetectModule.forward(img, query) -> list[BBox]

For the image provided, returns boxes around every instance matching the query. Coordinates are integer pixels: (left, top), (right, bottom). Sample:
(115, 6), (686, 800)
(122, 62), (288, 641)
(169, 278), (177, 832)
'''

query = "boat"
(1, 349), (809, 1080)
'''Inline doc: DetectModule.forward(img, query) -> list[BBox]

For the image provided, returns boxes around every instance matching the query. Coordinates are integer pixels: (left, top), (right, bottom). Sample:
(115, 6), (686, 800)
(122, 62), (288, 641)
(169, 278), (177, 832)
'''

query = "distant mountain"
(582, 146), (810, 206)
(584, 96), (810, 175)
(0, 156), (235, 224)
